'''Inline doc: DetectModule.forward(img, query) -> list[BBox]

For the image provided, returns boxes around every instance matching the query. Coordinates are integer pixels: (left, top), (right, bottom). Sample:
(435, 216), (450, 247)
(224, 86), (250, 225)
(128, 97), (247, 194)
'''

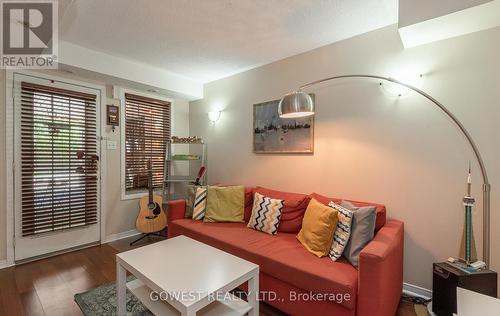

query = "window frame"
(118, 87), (174, 200)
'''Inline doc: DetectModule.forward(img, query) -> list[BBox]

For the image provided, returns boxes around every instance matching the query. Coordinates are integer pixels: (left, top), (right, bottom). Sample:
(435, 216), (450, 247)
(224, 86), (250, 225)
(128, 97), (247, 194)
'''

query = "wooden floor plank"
(67, 250), (110, 285)
(19, 289), (45, 316)
(0, 267), (26, 316)
(14, 262), (37, 293)
(33, 259), (82, 316)
(80, 246), (116, 282)
(12, 261), (46, 316)
(0, 288), (5, 316)
(51, 254), (99, 294)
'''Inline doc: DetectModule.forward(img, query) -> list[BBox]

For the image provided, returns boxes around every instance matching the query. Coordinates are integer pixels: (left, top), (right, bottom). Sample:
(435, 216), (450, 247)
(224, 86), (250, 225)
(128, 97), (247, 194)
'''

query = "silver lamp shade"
(278, 91), (315, 118)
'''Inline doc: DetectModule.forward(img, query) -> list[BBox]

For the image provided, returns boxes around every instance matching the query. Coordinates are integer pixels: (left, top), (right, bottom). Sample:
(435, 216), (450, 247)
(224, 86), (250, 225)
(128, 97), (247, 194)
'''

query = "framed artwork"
(253, 95), (314, 153)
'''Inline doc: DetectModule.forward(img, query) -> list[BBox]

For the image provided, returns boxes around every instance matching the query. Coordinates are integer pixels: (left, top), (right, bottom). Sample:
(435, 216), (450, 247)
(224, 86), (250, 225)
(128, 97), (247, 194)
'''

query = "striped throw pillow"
(192, 187), (207, 220)
(328, 201), (354, 261)
(247, 192), (284, 235)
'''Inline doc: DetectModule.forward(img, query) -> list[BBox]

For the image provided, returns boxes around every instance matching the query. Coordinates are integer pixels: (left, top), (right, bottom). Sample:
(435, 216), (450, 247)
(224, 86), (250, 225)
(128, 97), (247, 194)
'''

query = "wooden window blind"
(124, 93), (171, 192)
(20, 82), (98, 237)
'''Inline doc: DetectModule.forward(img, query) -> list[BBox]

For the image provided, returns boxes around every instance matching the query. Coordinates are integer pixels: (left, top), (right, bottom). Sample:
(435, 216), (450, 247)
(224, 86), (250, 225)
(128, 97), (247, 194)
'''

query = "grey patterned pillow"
(341, 200), (376, 267)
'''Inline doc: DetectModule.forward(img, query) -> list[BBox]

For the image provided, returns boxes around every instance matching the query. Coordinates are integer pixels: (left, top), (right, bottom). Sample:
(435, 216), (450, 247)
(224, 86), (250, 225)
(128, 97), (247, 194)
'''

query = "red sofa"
(167, 187), (404, 316)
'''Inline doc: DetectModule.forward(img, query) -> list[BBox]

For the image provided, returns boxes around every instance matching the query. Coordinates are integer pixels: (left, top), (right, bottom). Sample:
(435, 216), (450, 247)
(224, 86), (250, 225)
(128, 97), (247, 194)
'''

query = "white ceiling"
(59, 0), (398, 83)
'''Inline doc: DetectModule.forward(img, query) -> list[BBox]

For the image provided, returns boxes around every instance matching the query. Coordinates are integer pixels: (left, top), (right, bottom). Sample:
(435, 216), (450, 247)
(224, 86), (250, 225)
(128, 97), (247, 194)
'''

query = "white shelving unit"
(162, 137), (207, 203)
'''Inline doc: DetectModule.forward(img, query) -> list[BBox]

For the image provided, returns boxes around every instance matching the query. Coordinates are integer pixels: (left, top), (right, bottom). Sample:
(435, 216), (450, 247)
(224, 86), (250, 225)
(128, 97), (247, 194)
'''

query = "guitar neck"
(148, 185), (154, 203)
(148, 160), (154, 203)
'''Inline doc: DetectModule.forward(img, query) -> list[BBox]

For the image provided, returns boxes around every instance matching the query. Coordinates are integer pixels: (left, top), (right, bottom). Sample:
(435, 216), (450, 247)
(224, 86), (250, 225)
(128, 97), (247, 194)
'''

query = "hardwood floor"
(0, 235), (424, 316)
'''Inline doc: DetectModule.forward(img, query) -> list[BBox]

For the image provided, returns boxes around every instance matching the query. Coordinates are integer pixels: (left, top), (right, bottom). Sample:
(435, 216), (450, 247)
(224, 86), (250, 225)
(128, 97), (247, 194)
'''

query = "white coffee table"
(116, 235), (259, 316)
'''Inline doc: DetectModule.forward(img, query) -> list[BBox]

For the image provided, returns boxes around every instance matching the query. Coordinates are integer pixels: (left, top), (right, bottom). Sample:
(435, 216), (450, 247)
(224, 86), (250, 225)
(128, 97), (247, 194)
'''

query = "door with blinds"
(13, 73), (101, 261)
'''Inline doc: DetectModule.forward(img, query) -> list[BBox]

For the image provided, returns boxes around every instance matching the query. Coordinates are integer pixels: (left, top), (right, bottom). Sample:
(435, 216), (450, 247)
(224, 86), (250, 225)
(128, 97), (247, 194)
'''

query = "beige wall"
(0, 69), (190, 260)
(189, 25), (500, 290)
(0, 70), (6, 260)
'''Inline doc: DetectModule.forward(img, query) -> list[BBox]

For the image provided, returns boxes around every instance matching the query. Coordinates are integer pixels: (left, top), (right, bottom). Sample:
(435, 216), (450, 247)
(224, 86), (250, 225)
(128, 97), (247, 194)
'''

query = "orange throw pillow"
(296, 198), (338, 257)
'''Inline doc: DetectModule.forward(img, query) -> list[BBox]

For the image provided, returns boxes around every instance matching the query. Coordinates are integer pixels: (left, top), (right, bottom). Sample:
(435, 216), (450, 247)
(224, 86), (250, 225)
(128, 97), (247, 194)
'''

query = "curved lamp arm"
(297, 74), (491, 266)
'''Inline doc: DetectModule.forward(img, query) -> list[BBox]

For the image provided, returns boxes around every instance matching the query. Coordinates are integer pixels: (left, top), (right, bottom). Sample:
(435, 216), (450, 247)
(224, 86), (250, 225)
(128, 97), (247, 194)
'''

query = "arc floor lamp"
(278, 74), (491, 267)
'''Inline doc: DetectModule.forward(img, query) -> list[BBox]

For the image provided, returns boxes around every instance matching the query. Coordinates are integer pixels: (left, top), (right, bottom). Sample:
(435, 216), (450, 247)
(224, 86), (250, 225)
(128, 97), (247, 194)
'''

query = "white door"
(13, 73), (101, 261)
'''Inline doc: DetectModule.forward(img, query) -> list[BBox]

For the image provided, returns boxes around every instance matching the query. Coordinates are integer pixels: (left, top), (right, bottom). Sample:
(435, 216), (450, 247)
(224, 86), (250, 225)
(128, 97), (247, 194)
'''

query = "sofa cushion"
(185, 184), (199, 218)
(204, 185), (244, 222)
(170, 219), (358, 310)
(247, 192), (284, 235)
(244, 187), (255, 222)
(212, 185), (254, 223)
(255, 186), (311, 233)
(340, 200), (376, 267)
(327, 202), (354, 261)
(310, 193), (386, 232)
(192, 186), (208, 220)
(297, 198), (338, 257)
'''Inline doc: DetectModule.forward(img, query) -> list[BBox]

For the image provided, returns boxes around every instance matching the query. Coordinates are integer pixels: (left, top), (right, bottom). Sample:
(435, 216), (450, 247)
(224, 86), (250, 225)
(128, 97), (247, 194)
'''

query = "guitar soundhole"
(148, 202), (161, 216)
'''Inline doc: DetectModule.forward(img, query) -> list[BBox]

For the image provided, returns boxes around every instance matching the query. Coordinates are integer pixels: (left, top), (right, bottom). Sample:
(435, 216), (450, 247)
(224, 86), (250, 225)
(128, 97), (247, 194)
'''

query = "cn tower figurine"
(462, 162), (476, 265)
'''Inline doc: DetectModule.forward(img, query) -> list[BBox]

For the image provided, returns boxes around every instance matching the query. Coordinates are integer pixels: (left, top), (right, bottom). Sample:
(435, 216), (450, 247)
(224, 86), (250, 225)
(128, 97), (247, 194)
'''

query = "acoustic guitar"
(135, 161), (167, 234)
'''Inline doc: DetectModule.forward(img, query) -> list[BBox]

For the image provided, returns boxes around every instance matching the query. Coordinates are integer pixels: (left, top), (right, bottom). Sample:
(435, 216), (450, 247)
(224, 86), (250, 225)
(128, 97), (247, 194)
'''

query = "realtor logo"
(1, 0), (58, 68)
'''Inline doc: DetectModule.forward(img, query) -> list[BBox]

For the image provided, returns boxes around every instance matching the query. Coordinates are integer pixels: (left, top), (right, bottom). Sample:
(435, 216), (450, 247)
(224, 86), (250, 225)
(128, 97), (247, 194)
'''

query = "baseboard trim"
(104, 229), (141, 243)
(0, 259), (15, 270)
(0, 229), (140, 270)
(403, 282), (432, 300)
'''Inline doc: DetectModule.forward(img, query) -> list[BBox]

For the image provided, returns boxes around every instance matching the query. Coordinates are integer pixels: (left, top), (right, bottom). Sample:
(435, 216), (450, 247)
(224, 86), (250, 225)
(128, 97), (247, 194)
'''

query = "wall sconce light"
(208, 111), (222, 124)
(380, 73), (423, 97)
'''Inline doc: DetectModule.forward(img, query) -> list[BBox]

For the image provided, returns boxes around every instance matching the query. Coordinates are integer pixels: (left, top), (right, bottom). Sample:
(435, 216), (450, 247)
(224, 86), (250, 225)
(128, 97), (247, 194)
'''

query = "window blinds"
(124, 93), (171, 192)
(20, 82), (98, 236)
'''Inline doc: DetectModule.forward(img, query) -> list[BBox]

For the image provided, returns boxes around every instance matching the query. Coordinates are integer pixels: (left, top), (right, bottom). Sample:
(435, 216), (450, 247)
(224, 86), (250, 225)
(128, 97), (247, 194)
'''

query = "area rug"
(74, 276), (153, 316)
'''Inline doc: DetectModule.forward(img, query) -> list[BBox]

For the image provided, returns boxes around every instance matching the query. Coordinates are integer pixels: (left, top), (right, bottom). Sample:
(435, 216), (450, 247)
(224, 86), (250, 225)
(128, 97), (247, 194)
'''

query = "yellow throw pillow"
(297, 198), (338, 257)
(203, 185), (245, 222)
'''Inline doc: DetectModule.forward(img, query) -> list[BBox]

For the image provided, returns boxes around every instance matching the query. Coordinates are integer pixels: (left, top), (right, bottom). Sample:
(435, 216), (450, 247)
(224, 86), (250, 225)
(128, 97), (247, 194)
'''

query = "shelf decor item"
(460, 162), (476, 264)
(277, 74), (491, 267)
(170, 136), (203, 144)
(253, 96), (314, 153)
(171, 154), (200, 161)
